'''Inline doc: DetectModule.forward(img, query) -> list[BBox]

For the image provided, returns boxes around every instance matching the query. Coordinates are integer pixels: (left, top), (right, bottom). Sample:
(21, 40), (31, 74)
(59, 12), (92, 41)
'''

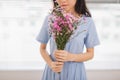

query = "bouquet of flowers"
(48, 5), (81, 50)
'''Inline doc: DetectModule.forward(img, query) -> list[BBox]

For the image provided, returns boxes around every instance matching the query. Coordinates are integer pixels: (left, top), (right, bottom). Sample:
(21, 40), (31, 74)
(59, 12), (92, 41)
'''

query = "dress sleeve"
(36, 15), (50, 44)
(84, 18), (100, 48)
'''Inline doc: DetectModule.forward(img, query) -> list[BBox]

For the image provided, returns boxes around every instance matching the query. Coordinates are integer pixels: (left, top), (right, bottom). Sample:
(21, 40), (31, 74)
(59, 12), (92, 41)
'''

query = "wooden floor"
(0, 70), (120, 80)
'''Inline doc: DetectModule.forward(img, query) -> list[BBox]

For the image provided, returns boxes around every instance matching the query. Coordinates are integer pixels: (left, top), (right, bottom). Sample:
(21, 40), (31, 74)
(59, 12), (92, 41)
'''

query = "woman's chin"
(63, 9), (71, 13)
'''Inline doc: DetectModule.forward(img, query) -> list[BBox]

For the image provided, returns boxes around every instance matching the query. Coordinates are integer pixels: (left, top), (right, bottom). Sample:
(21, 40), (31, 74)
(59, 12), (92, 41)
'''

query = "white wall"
(0, 1), (120, 70)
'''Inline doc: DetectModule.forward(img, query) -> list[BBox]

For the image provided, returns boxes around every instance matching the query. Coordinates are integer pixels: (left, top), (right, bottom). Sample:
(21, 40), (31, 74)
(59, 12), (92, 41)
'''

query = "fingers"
(54, 50), (65, 55)
(56, 59), (64, 62)
(51, 61), (64, 73)
(54, 50), (68, 62)
(55, 56), (65, 62)
(52, 67), (62, 73)
(54, 50), (67, 57)
(55, 55), (63, 62)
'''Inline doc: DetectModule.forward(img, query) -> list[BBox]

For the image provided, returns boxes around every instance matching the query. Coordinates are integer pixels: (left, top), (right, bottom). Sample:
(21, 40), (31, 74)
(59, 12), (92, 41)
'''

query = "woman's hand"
(49, 61), (64, 73)
(54, 50), (71, 62)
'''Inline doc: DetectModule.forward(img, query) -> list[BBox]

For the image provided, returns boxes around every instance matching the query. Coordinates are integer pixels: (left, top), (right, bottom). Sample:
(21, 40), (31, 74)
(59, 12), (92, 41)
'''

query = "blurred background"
(0, 0), (120, 80)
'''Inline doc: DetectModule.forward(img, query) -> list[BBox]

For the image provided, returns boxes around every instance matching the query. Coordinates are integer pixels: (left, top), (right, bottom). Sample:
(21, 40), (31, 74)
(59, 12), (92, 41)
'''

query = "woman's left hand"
(54, 50), (70, 62)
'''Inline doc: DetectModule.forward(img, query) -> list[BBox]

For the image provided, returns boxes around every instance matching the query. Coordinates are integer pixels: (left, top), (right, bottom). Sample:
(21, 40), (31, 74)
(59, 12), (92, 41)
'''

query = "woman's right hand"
(49, 61), (64, 73)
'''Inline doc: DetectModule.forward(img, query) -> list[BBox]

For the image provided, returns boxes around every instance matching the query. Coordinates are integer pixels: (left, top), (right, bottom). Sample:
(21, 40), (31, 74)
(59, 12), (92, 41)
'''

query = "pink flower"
(53, 21), (61, 32)
(48, 5), (80, 50)
(68, 23), (73, 31)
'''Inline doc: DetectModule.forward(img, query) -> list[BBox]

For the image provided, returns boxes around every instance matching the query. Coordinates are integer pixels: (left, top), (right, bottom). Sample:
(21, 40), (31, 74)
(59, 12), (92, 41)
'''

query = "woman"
(36, 0), (100, 80)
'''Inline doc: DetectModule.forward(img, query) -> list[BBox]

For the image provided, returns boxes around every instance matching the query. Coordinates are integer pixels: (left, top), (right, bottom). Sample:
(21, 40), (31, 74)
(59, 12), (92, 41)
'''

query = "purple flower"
(48, 5), (80, 50)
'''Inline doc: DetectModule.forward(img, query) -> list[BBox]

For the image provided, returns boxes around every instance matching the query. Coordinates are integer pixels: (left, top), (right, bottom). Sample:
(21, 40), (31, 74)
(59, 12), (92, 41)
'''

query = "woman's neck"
(66, 9), (82, 18)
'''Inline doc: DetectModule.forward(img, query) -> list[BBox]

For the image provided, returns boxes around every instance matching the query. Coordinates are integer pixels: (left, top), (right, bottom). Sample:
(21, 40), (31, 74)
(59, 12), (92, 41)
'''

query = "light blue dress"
(36, 14), (100, 80)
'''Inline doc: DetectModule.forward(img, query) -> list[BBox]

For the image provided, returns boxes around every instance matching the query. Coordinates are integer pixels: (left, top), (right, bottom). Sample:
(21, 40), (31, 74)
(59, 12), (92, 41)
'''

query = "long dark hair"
(52, 0), (91, 17)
